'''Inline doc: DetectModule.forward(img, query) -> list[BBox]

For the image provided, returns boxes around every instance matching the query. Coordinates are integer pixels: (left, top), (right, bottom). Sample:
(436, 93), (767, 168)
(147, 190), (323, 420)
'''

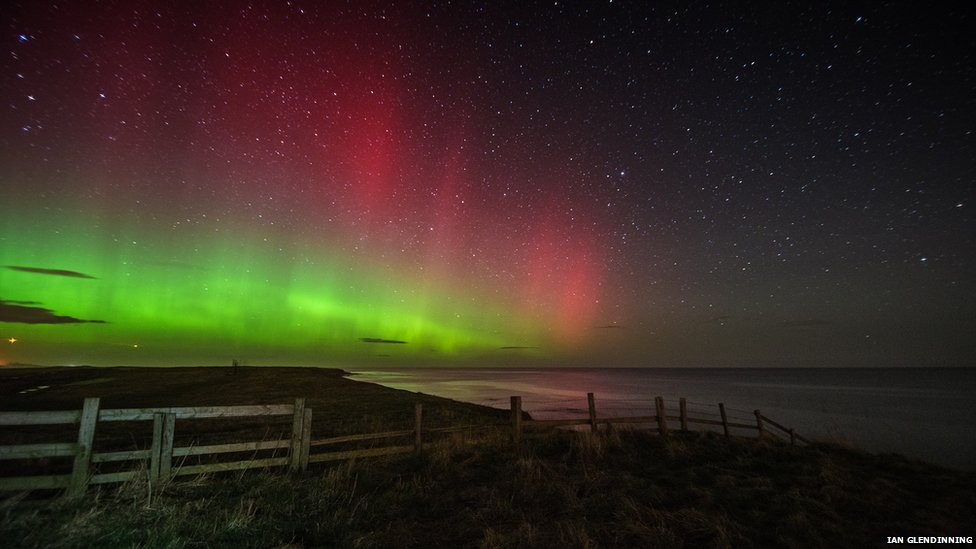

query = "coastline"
(0, 365), (511, 428)
(348, 366), (976, 471)
(2, 365), (975, 547)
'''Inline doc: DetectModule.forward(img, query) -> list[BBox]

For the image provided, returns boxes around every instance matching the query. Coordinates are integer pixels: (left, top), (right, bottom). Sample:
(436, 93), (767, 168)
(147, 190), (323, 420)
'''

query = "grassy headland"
(1, 366), (974, 548)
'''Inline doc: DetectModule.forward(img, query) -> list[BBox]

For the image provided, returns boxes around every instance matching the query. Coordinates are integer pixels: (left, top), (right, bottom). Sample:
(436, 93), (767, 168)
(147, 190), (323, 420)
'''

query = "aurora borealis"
(1, 2), (974, 367)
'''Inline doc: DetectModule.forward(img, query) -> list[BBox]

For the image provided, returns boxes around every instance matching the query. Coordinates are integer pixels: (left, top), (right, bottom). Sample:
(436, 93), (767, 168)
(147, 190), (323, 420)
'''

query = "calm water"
(348, 367), (976, 470)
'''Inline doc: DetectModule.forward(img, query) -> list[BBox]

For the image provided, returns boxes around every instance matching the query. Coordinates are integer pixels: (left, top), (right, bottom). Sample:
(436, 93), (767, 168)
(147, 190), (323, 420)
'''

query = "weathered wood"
(719, 403), (730, 437)
(525, 418), (594, 427)
(307, 445), (414, 464)
(0, 410), (81, 426)
(414, 403), (423, 454)
(684, 417), (726, 427)
(91, 449), (152, 463)
(289, 398), (306, 472)
(425, 423), (506, 434)
(655, 396), (668, 435)
(162, 413), (175, 479)
(1, 394), (813, 496)
(757, 414), (792, 436)
(510, 396), (523, 444)
(0, 443), (78, 460)
(579, 415), (656, 425)
(309, 430), (414, 446)
(756, 414), (807, 445)
(149, 413), (170, 481)
(679, 398), (688, 431)
(587, 393), (597, 432)
(148, 412), (175, 482)
(171, 439), (290, 457)
(69, 398), (100, 497)
(97, 404), (294, 422)
(300, 409), (312, 471)
(174, 456), (290, 476)
(0, 474), (72, 491)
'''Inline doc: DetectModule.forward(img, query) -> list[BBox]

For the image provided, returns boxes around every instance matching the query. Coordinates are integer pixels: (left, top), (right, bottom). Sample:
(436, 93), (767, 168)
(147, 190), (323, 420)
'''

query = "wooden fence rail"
(0, 398), (305, 496)
(513, 393), (804, 444)
(1, 394), (807, 496)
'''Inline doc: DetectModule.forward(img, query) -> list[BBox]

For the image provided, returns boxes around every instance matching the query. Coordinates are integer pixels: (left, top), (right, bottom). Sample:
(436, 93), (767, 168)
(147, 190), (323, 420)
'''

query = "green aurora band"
(0, 209), (551, 366)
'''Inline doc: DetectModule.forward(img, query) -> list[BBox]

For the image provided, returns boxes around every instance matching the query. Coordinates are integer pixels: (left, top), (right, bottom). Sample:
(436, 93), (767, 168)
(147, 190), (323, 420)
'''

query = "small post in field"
(754, 409), (764, 438)
(150, 412), (175, 482)
(510, 396), (523, 445)
(289, 398), (306, 472)
(679, 397), (688, 432)
(69, 397), (100, 497)
(718, 403), (729, 437)
(299, 408), (312, 471)
(655, 396), (668, 435)
(587, 392), (597, 432)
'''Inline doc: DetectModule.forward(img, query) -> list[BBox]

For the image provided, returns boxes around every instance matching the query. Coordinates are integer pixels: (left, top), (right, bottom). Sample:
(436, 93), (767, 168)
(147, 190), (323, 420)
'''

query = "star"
(0, 1), (970, 369)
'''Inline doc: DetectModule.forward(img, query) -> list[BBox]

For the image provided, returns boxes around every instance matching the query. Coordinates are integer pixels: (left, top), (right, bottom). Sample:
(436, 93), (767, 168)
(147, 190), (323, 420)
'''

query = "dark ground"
(1, 366), (974, 548)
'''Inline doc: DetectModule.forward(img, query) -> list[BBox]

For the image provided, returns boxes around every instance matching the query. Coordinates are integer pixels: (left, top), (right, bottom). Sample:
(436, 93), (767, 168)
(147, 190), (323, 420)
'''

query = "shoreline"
(3, 364), (974, 470)
(3, 366), (975, 547)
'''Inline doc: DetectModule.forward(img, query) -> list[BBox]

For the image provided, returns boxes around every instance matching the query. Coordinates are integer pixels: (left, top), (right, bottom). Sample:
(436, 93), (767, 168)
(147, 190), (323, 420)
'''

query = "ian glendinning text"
(887, 537), (973, 544)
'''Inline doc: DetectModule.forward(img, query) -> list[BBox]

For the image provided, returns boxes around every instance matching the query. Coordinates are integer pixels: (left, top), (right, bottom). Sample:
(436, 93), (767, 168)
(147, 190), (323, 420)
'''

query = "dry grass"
(2, 367), (975, 548)
(3, 429), (975, 548)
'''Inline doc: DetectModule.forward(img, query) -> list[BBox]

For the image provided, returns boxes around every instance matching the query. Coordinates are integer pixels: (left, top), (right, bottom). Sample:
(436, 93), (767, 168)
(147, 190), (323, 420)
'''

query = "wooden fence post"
(289, 398), (306, 472)
(718, 403), (729, 438)
(150, 412), (175, 482)
(789, 428), (796, 447)
(679, 398), (688, 432)
(68, 397), (100, 497)
(754, 410), (764, 439)
(587, 393), (597, 432)
(414, 403), (423, 454)
(510, 396), (522, 445)
(655, 396), (668, 435)
(300, 409), (312, 471)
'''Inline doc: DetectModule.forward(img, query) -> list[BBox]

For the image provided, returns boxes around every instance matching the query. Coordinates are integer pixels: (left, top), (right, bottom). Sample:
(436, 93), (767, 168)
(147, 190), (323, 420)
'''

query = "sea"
(348, 367), (976, 470)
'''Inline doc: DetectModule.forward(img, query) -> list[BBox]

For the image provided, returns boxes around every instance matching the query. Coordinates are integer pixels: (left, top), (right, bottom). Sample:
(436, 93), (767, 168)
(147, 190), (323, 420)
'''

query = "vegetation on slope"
(1, 367), (973, 547)
(3, 430), (974, 548)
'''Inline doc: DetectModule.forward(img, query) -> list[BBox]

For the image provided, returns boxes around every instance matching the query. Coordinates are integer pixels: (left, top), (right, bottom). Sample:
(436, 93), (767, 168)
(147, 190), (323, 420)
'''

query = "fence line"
(0, 393), (808, 496)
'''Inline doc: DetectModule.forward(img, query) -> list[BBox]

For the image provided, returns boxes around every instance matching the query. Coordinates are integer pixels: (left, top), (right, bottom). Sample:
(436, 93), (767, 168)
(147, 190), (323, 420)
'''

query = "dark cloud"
(499, 346), (539, 350)
(0, 299), (106, 324)
(359, 337), (408, 344)
(779, 319), (832, 328)
(594, 324), (626, 329)
(6, 265), (97, 279)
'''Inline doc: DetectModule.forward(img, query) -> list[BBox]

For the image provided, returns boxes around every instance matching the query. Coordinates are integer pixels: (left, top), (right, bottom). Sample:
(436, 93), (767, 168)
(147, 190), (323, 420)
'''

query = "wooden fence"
(0, 393), (808, 496)
(509, 394), (810, 447)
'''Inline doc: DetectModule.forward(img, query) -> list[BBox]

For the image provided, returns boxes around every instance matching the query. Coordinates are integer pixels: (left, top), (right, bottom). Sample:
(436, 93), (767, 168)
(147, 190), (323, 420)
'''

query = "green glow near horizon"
(0, 209), (544, 366)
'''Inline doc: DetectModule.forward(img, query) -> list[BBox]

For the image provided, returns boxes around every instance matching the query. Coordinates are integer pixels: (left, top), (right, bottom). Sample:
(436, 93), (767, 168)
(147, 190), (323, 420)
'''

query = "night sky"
(1, 1), (973, 368)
